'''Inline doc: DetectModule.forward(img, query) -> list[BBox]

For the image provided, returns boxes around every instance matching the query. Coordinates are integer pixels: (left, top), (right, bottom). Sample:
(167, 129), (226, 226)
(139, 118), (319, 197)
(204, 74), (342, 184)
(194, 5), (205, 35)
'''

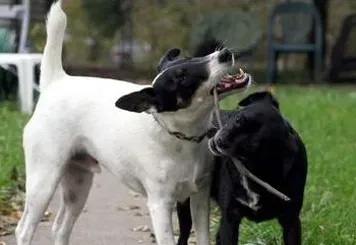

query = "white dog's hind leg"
(15, 157), (65, 245)
(52, 163), (93, 245)
(190, 186), (211, 245)
(147, 193), (175, 245)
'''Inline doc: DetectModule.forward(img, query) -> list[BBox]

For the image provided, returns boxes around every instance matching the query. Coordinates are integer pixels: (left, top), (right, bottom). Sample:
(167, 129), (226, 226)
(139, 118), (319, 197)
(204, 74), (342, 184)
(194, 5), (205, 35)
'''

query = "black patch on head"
(152, 60), (209, 112)
(238, 91), (279, 109)
(116, 47), (211, 113)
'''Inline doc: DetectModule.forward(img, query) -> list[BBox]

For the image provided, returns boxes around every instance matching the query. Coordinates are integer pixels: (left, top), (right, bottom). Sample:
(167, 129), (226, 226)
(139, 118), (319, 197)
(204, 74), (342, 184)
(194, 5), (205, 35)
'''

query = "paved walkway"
(2, 170), (171, 245)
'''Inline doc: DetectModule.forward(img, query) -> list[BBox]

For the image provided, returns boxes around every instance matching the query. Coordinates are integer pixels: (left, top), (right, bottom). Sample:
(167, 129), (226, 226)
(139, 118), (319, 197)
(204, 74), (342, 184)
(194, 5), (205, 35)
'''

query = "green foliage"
(29, 22), (46, 53)
(132, 0), (197, 68)
(1, 84), (356, 243)
(132, 0), (267, 68)
(190, 11), (262, 53)
(82, 0), (127, 38)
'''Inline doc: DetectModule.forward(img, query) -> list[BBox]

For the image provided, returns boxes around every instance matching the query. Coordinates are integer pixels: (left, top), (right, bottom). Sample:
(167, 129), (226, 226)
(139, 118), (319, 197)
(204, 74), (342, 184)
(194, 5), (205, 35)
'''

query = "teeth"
(239, 68), (245, 75)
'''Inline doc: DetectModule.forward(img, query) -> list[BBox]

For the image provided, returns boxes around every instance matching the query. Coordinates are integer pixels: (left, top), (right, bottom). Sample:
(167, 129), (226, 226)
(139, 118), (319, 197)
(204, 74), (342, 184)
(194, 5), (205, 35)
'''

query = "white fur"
(237, 176), (261, 211)
(15, 2), (241, 245)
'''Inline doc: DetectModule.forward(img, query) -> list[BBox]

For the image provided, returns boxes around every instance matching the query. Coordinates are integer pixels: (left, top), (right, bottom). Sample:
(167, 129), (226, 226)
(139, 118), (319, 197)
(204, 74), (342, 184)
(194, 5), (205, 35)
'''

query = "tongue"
(216, 82), (232, 93)
(220, 82), (232, 89)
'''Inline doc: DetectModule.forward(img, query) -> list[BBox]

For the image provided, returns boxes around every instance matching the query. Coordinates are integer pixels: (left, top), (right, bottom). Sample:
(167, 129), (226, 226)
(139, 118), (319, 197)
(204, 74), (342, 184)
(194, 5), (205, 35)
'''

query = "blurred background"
(10, 0), (356, 84)
(31, 0), (356, 84)
(0, 0), (356, 88)
(1, 1), (356, 245)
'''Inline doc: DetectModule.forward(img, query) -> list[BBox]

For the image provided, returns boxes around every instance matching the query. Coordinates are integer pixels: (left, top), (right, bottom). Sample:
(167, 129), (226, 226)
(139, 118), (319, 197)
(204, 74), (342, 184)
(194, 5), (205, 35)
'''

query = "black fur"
(115, 47), (233, 113)
(176, 91), (308, 245)
(193, 38), (224, 57)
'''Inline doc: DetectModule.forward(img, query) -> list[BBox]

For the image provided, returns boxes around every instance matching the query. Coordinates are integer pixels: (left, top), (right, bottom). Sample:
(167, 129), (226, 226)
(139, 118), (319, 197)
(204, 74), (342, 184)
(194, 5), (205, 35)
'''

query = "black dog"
(176, 91), (308, 245)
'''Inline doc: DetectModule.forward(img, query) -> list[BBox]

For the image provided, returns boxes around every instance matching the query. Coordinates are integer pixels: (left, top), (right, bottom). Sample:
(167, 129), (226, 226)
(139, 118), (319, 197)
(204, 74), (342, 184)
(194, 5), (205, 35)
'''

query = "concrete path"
(2, 170), (169, 245)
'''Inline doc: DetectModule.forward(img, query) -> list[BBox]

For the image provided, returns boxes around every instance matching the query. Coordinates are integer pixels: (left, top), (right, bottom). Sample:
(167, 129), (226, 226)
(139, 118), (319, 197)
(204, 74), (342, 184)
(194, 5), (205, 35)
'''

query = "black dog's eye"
(235, 116), (243, 125)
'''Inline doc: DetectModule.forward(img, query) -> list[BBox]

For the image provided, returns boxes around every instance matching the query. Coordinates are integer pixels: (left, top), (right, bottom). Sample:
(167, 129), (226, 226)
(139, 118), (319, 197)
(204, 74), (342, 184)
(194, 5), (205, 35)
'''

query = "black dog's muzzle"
(208, 138), (222, 156)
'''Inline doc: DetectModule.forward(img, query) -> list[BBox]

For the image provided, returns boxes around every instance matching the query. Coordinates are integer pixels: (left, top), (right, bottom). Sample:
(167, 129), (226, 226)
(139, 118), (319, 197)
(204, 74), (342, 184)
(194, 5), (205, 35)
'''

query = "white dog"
(15, 1), (251, 245)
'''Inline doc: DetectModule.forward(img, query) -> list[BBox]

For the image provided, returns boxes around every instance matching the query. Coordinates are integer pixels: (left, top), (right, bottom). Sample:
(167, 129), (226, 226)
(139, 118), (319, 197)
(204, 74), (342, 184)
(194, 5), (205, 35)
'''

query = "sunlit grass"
(1, 85), (356, 244)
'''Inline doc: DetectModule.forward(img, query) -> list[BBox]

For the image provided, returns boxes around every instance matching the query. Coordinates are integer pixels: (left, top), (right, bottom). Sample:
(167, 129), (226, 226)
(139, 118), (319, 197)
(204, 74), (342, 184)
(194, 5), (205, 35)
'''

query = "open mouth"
(210, 68), (250, 95)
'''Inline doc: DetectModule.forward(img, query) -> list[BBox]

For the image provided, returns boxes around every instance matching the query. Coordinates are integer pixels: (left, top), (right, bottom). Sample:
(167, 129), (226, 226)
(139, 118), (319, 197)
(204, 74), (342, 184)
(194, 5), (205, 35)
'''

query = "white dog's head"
(115, 48), (251, 115)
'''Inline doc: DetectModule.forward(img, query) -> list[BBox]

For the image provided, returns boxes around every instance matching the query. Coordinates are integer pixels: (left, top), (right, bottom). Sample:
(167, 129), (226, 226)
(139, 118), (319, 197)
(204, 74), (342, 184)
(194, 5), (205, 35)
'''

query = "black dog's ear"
(115, 87), (158, 113)
(157, 48), (181, 72)
(238, 91), (279, 109)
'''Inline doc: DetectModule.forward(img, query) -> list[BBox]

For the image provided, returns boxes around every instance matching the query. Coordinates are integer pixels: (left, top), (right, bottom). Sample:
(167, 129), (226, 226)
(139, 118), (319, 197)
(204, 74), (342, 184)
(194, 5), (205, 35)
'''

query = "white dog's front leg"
(190, 186), (211, 245)
(147, 196), (175, 245)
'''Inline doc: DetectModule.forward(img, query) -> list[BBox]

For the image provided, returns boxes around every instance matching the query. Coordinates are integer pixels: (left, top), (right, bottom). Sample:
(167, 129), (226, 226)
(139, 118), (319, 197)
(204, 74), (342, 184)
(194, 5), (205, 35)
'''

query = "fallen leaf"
(132, 225), (151, 232)
(128, 190), (140, 197)
(11, 211), (22, 220)
(117, 206), (128, 211)
(150, 232), (156, 243)
(129, 205), (140, 210)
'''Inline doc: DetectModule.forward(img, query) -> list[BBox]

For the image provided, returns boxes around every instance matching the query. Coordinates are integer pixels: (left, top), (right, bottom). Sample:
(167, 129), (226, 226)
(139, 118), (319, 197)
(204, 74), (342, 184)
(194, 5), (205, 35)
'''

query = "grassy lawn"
(0, 101), (28, 214)
(212, 85), (356, 245)
(1, 85), (356, 244)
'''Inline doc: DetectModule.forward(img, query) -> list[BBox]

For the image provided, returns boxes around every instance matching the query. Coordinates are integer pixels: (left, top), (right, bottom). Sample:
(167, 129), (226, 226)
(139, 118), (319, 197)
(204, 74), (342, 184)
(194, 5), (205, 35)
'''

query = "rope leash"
(212, 86), (290, 202)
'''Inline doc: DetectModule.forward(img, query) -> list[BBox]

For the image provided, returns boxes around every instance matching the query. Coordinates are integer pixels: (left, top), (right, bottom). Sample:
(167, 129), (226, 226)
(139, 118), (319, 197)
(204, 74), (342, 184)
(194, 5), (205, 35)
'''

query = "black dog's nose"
(215, 137), (229, 149)
(218, 48), (232, 63)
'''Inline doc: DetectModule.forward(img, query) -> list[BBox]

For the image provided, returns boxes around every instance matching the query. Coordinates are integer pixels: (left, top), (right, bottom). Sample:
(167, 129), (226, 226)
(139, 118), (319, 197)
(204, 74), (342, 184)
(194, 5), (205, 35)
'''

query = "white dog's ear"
(115, 87), (158, 113)
(157, 48), (181, 72)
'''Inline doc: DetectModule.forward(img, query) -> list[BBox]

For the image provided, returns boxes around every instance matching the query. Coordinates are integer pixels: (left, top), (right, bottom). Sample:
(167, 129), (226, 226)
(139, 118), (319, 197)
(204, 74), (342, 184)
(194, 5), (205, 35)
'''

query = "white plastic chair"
(0, 0), (42, 114)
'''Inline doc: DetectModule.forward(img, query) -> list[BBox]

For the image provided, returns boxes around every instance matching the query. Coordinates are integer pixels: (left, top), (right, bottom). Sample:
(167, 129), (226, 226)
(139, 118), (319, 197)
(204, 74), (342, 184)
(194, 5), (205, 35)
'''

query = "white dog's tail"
(40, 0), (67, 90)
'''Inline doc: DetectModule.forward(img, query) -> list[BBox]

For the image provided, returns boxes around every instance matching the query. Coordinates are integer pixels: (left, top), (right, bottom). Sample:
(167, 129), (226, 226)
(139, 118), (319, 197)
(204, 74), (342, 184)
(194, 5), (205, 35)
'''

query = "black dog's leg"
(176, 198), (192, 245)
(278, 216), (301, 245)
(216, 210), (241, 245)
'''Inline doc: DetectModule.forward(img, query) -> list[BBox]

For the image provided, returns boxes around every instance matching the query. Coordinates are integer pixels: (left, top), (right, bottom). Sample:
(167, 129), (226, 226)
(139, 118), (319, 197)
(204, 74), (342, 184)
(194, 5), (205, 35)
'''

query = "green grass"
(208, 85), (356, 245)
(0, 101), (28, 214)
(1, 85), (356, 244)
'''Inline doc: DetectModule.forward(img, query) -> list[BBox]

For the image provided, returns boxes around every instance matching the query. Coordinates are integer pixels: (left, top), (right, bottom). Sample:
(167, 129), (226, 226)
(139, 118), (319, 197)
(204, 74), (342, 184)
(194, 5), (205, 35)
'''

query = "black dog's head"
(115, 48), (251, 115)
(209, 91), (297, 163)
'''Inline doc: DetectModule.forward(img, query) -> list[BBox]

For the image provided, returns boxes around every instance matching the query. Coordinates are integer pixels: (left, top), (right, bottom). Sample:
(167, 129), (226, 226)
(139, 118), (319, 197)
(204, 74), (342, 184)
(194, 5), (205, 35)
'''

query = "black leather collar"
(152, 115), (207, 143)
